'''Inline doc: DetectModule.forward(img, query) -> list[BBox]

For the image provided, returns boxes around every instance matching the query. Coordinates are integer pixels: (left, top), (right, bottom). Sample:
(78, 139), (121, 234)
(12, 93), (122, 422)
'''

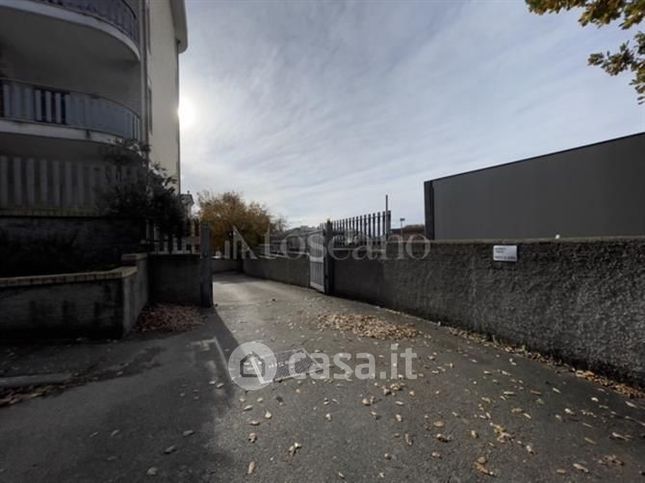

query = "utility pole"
(400, 217), (405, 238)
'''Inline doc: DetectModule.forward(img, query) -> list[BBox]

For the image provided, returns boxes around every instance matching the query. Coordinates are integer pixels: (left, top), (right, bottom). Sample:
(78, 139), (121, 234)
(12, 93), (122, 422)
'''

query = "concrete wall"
(212, 257), (242, 274)
(332, 240), (645, 386)
(147, 0), (180, 186)
(242, 256), (310, 288)
(0, 216), (145, 277)
(149, 254), (212, 307)
(426, 133), (645, 240)
(0, 253), (148, 338)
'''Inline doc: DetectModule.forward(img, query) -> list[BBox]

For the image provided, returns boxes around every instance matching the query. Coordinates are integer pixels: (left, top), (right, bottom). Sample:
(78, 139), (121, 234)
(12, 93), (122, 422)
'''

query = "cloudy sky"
(178, 0), (644, 227)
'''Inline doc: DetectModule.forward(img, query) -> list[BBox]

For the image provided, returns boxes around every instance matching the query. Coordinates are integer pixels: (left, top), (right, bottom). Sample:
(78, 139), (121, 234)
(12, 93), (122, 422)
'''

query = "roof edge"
(428, 131), (645, 184)
(170, 0), (188, 53)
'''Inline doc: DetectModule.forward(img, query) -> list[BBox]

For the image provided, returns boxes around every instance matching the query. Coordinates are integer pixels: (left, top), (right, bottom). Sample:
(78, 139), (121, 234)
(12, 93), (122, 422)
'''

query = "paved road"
(1, 273), (644, 482)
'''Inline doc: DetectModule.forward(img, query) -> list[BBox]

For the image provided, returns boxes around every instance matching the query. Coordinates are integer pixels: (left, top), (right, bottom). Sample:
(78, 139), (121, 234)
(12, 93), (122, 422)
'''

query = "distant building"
(424, 132), (645, 240)
(0, 0), (188, 214)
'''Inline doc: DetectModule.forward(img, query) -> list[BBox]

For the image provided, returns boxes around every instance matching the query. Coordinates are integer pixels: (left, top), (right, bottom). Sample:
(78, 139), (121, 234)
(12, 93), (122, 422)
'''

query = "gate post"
(324, 220), (334, 295)
(199, 222), (213, 307)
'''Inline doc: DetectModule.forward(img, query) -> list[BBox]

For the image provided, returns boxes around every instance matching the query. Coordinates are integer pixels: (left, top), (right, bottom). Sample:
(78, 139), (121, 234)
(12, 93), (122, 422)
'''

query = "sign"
(493, 245), (517, 262)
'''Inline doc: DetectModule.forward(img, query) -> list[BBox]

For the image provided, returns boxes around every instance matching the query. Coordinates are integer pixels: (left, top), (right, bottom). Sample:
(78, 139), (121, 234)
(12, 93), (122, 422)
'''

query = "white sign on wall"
(493, 245), (517, 262)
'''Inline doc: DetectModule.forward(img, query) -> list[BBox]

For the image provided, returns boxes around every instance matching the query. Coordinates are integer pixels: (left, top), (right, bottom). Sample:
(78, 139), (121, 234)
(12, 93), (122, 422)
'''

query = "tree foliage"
(198, 191), (286, 253)
(526, 0), (645, 102)
(98, 140), (186, 232)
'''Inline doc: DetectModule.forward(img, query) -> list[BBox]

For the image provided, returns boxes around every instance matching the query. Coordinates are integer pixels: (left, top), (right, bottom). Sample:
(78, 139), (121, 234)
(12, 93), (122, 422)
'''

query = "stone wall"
(332, 240), (645, 386)
(0, 253), (149, 338)
(242, 255), (310, 288)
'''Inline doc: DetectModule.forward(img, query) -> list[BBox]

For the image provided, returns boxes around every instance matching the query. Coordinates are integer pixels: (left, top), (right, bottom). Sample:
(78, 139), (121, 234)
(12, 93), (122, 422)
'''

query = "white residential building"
(0, 0), (188, 214)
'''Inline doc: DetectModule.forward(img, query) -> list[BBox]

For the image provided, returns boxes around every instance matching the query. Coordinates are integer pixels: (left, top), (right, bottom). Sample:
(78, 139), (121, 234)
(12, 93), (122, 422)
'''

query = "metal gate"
(308, 228), (326, 292)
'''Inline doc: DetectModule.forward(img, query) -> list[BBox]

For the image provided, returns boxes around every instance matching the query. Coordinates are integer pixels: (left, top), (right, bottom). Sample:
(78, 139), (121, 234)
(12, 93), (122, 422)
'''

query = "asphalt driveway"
(0, 272), (644, 482)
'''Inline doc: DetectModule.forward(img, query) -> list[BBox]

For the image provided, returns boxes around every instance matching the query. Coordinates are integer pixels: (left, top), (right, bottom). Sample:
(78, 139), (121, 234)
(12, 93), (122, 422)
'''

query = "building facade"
(0, 0), (187, 215)
(424, 132), (645, 240)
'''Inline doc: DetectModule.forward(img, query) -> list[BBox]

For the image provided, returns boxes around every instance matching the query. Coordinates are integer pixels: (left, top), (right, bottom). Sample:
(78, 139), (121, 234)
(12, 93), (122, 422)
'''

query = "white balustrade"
(0, 155), (144, 213)
(0, 79), (141, 140)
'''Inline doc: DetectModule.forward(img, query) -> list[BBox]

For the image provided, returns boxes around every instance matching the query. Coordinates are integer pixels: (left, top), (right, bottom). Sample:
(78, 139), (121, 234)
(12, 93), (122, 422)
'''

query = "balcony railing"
(0, 79), (141, 141)
(35, 0), (139, 44)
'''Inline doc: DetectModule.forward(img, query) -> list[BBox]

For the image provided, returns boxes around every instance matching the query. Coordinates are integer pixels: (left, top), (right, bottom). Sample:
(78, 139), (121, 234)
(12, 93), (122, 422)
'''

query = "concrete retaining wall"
(0, 216), (144, 277)
(0, 253), (149, 338)
(242, 255), (310, 288)
(332, 240), (645, 386)
(149, 254), (213, 307)
(212, 257), (242, 273)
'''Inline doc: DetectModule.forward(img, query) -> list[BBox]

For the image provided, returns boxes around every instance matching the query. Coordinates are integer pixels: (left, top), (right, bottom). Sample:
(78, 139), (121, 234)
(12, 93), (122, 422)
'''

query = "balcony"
(35, 0), (139, 44)
(0, 0), (140, 60)
(0, 78), (141, 143)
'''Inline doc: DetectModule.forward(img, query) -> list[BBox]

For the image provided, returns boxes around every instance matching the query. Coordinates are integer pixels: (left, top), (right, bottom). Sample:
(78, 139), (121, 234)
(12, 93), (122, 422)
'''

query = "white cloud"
(179, 0), (644, 227)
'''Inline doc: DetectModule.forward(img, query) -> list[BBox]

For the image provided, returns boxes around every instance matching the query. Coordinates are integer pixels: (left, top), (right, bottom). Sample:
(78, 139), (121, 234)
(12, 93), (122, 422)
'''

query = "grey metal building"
(424, 132), (645, 240)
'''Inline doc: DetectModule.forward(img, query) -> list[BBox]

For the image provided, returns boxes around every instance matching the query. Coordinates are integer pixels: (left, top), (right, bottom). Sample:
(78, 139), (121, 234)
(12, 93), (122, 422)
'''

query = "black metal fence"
(330, 211), (391, 247)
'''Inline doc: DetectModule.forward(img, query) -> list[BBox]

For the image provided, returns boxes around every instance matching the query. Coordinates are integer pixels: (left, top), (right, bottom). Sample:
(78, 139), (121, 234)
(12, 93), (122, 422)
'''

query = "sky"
(178, 0), (644, 227)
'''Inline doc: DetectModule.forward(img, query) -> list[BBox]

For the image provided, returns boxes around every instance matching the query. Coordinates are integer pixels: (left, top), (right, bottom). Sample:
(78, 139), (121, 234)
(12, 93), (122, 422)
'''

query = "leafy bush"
(98, 140), (186, 232)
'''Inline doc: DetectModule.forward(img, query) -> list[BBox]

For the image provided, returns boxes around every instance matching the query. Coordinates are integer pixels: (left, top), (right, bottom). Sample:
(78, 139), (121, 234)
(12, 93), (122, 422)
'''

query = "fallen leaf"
(610, 432), (629, 441)
(288, 442), (302, 456)
(247, 461), (256, 475)
(395, 414), (403, 422)
(182, 430), (195, 437)
(404, 433), (413, 446)
(163, 445), (176, 455)
(325, 413), (332, 421)
(435, 433), (452, 443)
(474, 460), (495, 477)
(433, 421), (445, 428)
(600, 454), (624, 466)
(249, 420), (260, 426)
(264, 411), (272, 419)
(431, 451), (441, 458)
(573, 463), (589, 473)
(243, 405), (253, 412)
(248, 433), (257, 443)
(471, 430), (479, 439)
(146, 467), (158, 476)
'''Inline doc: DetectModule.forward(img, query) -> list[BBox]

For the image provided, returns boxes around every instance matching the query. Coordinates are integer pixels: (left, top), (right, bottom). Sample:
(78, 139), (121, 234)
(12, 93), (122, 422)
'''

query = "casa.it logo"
(228, 341), (276, 390)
